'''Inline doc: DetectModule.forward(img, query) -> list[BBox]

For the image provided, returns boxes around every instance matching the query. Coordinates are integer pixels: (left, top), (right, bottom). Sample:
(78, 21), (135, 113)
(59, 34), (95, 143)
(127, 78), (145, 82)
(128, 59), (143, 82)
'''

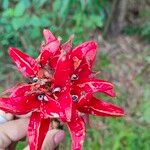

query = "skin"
(0, 117), (65, 150)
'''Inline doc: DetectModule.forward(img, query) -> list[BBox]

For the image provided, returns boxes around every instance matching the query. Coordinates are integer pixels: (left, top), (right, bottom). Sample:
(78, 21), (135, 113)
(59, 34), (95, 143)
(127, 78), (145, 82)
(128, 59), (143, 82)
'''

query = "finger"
(24, 129), (65, 150)
(0, 110), (14, 124)
(42, 129), (65, 150)
(0, 118), (28, 148)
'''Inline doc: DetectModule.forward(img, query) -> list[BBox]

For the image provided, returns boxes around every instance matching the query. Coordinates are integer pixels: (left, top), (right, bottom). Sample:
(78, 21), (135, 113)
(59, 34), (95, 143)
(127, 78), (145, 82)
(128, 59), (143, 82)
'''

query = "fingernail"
(54, 130), (65, 145)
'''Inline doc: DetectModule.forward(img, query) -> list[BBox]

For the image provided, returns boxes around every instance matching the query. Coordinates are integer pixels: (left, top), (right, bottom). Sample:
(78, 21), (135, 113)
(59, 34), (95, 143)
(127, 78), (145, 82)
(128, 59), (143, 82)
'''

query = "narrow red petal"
(28, 112), (50, 150)
(58, 93), (73, 122)
(53, 52), (71, 89)
(0, 95), (40, 115)
(40, 95), (65, 119)
(103, 89), (116, 97)
(52, 52), (73, 121)
(39, 38), (60, 66)
(73, 62), (91, 81)
(0, 83), (27, 96)
(10, 84), (31, 97)
(80, 113), (90, 125)
(43, 29), (57, 43)
(76, 78), (116, 97)
(77, 97), (90, 109)
(61, 35), (74, 53)
(67, 116), (85, 150)
(9, 47), (39, 78)
(79, 97), (125, 117)
(48, 54), (60, 69)
(71, 41), (97, 70)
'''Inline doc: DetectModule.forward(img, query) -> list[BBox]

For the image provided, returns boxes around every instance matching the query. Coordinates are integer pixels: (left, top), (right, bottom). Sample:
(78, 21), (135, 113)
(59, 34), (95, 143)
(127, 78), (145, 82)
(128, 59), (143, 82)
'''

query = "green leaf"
(141, 22), (150, 37)
(53, 0), (61, 13)
(29, 27), (40, 39)
(80, 0), (86, 11)
(59, 0), (71, 21)
(2, 8), (14, 17)
(40, 15), (51, 27)
(29, 15), (41, 27)
(36, 0), (47, 8)
(14, 0), (27, 17)
(90, 15), (104, 28)
(16, 141), (26, 150)
(145, 56), (150, 63)
(2, 0), (9, 9)
(12, 16), (28, 30)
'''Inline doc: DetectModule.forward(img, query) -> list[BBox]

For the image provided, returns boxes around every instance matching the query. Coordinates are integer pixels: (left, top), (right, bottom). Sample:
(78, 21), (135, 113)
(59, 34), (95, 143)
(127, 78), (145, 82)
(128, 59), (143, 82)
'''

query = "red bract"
(9, 47), (40, 78)
(0, 29), (124, 150)
(39, 29), (60, 67)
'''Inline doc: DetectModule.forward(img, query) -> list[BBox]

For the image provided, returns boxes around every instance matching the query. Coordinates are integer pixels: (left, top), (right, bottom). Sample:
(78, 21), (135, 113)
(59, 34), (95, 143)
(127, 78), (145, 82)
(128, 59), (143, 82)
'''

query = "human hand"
(0, 118), (65, 150)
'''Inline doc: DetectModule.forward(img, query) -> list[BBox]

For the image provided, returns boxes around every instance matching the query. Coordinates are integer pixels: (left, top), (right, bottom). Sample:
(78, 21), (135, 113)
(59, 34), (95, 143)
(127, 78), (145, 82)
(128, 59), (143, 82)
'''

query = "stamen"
(52, 87), (61, 93)
(33, 77), (38, 82)
(72, 95), (78, 102)
(71, 74), (78, 80)
(44, 96), (49, 101)
(37, 94), (44, 101)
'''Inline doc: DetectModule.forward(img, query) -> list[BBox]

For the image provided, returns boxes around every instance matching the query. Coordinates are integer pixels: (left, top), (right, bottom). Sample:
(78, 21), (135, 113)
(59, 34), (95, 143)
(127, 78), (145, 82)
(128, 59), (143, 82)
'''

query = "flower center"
(72, 95), (78, 102)
(71, 74), (78, 80)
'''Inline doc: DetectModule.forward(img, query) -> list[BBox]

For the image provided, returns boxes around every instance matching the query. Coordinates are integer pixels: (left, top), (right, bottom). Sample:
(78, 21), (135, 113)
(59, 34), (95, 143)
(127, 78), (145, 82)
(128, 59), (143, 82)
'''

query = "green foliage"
(124, 21), (150, 42)
(123, 7), (150, 42)
(16, 141), (26, 150)
(0, 0), (107, 88)
(0, 0), (107, 59)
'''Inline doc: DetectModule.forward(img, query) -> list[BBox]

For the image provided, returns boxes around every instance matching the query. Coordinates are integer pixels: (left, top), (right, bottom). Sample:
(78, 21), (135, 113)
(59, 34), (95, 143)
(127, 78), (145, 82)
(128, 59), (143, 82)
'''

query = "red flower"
(0, 29), (124, 150)
(70, 41), (123, 116)
(0, 49), (65, 149)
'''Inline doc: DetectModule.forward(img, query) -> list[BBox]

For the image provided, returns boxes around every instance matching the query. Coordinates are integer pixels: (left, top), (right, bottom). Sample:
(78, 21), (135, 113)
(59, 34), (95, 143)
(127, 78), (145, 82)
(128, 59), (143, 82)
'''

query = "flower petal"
(48, 53), (60, 69)
(79, 113), (90, 125)
(41, 94), (74, 122)
(28, 112), (50, 150)
(9, 47), (39, 78)
(53, 52), (71, 90)
(10, 84), (32, 97)
(103, 89), (116, 97)
(43, 29), (57, 44)
(71, 41), (97, 70)
(39, 39), (60, 66)
(52, 52), (73, 121)
(67, 116), (85, 150)
(79, 97), (125, 117)
(40, 95), (65, 120)
(61, 35), (74, 53)
(0, 95), (40, 115)
(73, 62), (91, 81)
(58, 93), (73, 122)
(39, 29), (60, 67)
(76, 78), (116, 97)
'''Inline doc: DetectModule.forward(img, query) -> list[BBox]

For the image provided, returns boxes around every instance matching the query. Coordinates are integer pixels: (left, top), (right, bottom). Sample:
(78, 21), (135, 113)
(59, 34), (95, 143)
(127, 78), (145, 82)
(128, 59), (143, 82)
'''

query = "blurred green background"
(0, 0), (150, 150)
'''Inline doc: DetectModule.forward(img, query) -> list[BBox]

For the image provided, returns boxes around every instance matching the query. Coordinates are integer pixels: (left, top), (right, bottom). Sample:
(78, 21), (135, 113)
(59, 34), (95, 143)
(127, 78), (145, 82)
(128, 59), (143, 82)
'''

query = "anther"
(33, 77), (38, 82)
(37, 94), (44, 101)
(71, 74), (78, 81)
(72, 95), (78, 102)
(52, 87), (61, 93)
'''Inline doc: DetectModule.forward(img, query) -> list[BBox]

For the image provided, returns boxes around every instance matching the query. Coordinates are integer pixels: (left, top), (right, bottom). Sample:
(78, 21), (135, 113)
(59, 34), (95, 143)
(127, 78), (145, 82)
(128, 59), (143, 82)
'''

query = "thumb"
(24, 129), (65, 150)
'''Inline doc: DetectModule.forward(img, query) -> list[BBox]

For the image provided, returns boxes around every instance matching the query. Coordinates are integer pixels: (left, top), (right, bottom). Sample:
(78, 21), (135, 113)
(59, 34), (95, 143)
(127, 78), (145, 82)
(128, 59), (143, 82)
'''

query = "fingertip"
(42, 129), (65, 150)
(54, 130), (65, 145)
